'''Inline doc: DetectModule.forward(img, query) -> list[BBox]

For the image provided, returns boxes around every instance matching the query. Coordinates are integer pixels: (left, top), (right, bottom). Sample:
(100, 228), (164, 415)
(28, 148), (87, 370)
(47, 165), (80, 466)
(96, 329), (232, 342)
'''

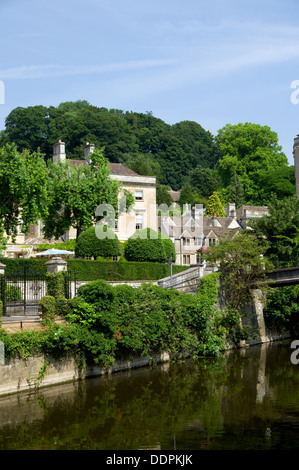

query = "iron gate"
(0, 267), (77, 317)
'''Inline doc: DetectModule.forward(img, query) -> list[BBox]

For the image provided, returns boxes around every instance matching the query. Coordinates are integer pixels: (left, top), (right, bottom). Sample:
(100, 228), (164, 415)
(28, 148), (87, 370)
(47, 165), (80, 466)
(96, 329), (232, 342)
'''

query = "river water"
(0, 340), (298, 450)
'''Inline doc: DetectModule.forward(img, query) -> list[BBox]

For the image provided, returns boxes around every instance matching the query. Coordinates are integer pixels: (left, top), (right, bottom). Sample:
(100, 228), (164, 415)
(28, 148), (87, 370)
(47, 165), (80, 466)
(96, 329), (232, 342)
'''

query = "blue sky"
(1, 0), (299, 165)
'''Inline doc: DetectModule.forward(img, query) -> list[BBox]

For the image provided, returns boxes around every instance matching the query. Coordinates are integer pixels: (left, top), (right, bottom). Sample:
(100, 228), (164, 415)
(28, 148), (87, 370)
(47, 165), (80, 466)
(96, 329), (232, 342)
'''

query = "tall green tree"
(228, 174), (245, 209)
(0, 143), (49, 244)
(205, 192), (226, 217)
(1, 106), (51, 155)
(189, 166), (220, 198)
(205, 233), (272, 309)
(216, 122), (289, 204)
(249, 195), (299, 268)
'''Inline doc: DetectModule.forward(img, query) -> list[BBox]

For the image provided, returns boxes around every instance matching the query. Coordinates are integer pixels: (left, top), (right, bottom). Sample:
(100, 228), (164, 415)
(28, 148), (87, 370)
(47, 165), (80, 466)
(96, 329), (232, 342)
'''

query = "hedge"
(0, 257), (47, 274)
(0, 258), (188, 282)
(67, 260), (188, 281)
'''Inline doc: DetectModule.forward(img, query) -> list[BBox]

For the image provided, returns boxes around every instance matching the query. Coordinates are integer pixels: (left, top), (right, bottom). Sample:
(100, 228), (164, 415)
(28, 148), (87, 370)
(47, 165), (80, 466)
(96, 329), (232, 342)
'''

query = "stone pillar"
(45, 257), (67, 275)
(0, 263), (6, 276)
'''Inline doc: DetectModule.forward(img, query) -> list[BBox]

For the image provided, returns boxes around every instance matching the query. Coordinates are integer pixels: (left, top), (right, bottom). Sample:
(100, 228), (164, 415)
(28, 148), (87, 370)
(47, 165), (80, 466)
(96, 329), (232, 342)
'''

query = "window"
(135, 213), (143, 230)
(183, 255), (190, 265)
(194, 238), (201, 246)
(112, 255), (119, 261)
(114, 219), (118, 231)
(135, 190), (143, 201)
(183, 238), (190, 246)
(209, 238), (216, 246)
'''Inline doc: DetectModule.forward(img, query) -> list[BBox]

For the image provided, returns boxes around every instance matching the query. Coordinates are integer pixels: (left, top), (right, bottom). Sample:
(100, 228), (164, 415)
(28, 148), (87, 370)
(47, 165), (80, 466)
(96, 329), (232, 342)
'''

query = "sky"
(1, 0), (299, 165)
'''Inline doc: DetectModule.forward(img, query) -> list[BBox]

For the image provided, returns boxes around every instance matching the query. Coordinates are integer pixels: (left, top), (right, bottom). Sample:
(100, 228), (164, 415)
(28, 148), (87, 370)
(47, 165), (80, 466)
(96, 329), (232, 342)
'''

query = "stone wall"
(240, 289), (294, 346)
(0, 352), (171, 397)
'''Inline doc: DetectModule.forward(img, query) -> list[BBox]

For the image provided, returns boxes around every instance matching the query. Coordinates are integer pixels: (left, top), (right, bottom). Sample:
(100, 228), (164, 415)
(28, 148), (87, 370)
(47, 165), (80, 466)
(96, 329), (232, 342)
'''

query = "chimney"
(53, 140), (66, 163)
(226, 203), (236, 218)
(84, 142), (95, 160)
(211, 213), (217, 226)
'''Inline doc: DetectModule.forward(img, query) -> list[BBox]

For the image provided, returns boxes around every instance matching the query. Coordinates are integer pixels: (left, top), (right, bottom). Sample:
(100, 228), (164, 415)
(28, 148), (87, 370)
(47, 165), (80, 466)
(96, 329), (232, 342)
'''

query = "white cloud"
(0, 59), (178, 80)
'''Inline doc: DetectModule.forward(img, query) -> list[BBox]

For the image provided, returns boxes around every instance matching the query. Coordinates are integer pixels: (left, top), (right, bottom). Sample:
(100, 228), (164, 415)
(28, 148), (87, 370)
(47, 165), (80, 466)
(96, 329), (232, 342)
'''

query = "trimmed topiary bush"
(75, 225), (122, 259)
(124, 228), (172, 263)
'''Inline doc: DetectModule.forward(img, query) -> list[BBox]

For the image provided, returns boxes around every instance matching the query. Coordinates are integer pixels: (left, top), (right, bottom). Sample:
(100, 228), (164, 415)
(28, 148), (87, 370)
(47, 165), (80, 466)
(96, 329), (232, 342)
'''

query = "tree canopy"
(215, 122), (291, 205)
(249, 195), (299, 268)
(0, 102), (221, 190)
(205, 232), (272, 309)
(205, 192), (226, 217)
(0, 104), (296, 207)
(0, 143), (49, 247)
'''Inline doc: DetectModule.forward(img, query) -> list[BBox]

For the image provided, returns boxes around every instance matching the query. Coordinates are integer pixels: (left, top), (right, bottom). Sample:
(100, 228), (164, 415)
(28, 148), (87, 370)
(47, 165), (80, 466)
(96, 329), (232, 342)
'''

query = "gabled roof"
(67, 159), (140, 177)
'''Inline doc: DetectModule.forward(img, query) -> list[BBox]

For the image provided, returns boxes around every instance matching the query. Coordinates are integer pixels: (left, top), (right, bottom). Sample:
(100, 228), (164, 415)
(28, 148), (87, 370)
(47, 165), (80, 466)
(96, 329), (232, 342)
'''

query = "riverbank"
(0, 327), (295, 397)
(0, 279), (298, 398)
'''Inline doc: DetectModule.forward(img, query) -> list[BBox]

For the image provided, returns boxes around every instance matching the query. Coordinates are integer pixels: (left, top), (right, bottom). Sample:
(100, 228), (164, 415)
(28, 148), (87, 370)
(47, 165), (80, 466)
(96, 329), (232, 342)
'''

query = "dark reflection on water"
(0, 340), (298, 450)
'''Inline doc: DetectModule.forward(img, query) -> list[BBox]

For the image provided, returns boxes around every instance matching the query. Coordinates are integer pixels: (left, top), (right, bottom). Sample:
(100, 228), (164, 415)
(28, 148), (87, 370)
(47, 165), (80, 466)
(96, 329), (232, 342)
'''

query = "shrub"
(263, 285), (299, 331)
(69, 280), (118, 333)
(113, 284), (137, 306)
(196, 272), (220, 304)
(124, 228), (168, 263)
(40, 296), (56, 325)
(75, 226), (122, 259)
(0, 300), (2, 327)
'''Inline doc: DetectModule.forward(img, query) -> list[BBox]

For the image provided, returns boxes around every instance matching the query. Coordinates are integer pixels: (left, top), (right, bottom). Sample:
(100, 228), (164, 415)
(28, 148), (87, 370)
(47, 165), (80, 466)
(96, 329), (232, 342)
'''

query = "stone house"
(158, 202), (268, 266)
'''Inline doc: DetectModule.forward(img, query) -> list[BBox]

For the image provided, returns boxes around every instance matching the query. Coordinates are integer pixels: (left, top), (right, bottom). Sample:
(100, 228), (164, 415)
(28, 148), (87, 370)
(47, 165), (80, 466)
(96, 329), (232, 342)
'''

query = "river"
(0, 340), (298, 450)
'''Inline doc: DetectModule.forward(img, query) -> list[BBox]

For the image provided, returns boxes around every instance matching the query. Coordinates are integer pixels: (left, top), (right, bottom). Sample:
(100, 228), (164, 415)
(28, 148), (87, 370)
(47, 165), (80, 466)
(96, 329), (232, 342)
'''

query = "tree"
(0, 143), (49, 245)
(189, 166), (220, 198)
(1, 103), (221, 190)
(205, 192), (226, 217)
(205, 233), (272, 309)
(256, 166), (296, 204)
(249, 195), (299, 268)
(120, 153), (162, 181)
(216, 122), (289, 204)
(75, 226), (122, 259)
(228, 174), (245, 209)
(43, 148), (134, 240)
(178, 183), (203, 208)
(156, 185), (173, 207)
(1, 106), (51, 155)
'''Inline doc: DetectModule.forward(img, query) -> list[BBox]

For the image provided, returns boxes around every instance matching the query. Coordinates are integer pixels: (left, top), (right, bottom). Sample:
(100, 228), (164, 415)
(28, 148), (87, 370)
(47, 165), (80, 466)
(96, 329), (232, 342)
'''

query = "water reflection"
(0, 340), (298, 450)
